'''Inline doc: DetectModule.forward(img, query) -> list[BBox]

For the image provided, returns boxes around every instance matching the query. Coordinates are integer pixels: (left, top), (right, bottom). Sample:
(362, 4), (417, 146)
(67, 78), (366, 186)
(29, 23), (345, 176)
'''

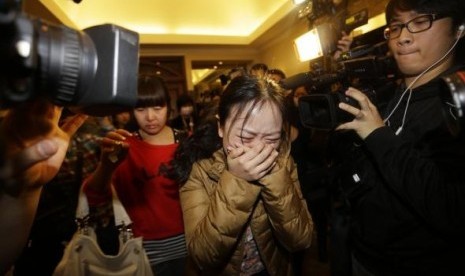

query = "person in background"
(249, 63), (268, 79)
(267, 68), (286, 83)
(0, 101), (87, 274)
(112, 111), (131, 130)
(83, 75), (187, 276)
(332, 0), (465, 274)
(97, 111), (133, 134)
(220, 67), (247, 88)
(179, 75), (313, 275)
(169, 93), (197, 135)
(229, 67), (247, 81)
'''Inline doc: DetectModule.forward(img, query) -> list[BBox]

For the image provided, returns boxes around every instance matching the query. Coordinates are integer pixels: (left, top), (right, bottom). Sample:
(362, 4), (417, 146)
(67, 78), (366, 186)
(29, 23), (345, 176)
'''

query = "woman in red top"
(83, 75), (187, 276)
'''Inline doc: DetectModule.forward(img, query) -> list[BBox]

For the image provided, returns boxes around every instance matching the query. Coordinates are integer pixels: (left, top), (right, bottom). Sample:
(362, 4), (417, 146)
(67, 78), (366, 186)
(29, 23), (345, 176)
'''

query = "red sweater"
(84, 135), (184, 240)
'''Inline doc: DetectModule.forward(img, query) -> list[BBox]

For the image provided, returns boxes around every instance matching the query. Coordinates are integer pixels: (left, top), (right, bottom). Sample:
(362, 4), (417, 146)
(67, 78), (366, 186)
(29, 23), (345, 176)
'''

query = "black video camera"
(280, 41), (397, 130)
(442, 70), (465, 127)
(0, 1), (140, 116)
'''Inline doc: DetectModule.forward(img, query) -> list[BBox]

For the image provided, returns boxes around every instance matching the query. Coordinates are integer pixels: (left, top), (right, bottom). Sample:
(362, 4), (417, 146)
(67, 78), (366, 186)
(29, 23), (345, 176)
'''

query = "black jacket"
(332, 66), (465, 275)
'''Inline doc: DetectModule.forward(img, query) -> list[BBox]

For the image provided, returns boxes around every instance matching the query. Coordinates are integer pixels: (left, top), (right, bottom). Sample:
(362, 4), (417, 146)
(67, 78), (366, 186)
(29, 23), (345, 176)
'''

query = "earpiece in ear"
(456, 25), (465, 39)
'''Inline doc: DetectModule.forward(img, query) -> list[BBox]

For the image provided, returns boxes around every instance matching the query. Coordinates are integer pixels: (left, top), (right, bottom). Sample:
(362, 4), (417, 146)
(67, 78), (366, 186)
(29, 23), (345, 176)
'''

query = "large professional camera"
(442, 70), (465, 126)
(0, 1), (139, 116)
(280, 41), (398, 130)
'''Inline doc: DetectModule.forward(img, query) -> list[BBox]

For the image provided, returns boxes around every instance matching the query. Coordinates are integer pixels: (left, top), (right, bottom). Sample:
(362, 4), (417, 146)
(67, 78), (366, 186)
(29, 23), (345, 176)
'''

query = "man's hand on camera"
(336, 87), (385, 139)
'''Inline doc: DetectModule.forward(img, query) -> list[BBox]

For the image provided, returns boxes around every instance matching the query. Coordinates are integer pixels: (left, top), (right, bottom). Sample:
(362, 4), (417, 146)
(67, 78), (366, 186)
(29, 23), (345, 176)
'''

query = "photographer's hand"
(0, 100), (86, 274)
(333, 31), (353, 60)
(336, 87), (385, 139)
(1, 101), (87, 192)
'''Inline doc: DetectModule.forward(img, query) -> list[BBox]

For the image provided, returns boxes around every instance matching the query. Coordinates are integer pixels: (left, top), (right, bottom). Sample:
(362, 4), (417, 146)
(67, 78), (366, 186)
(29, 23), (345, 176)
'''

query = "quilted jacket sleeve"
(258, 156), (313, 252)
(180, 162), (262, 270)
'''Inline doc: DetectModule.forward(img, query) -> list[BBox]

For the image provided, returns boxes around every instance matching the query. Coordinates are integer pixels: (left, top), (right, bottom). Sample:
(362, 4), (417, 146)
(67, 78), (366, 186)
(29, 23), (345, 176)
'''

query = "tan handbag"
(53, 189), (153, 276)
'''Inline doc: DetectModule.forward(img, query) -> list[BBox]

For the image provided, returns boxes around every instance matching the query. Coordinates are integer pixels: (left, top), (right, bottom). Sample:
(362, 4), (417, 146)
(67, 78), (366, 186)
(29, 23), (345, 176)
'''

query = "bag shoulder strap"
(76, 186), (132, 227)
(111, 188), (131, 226)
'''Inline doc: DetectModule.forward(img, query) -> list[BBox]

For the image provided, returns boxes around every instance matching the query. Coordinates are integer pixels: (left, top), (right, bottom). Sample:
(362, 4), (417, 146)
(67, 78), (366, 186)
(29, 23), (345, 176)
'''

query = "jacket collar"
(199, 149), (226, 182)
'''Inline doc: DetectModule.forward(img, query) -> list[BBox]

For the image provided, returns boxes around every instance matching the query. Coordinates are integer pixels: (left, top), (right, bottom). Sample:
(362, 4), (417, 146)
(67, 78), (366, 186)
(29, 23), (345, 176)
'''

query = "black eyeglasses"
(384, 14), (446, 40)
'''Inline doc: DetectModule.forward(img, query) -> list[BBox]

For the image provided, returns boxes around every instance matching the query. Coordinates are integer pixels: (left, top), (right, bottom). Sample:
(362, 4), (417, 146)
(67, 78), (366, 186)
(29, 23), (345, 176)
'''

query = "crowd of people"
(1, 0), (465, 275)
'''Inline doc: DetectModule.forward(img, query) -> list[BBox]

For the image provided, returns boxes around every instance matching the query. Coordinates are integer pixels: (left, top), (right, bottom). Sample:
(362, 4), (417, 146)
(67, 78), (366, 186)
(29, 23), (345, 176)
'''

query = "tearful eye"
(239, 137), (253, 143)
(266, 138), (280, 144)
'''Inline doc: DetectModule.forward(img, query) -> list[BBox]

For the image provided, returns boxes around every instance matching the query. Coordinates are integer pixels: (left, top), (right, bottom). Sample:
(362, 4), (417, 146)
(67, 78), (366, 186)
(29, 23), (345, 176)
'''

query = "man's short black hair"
(386, 0), (465, 29)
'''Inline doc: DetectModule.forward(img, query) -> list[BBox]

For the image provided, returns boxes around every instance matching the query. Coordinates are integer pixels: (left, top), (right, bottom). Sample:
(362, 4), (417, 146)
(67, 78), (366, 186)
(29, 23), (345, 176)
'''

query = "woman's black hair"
(136, 75), (171, 108)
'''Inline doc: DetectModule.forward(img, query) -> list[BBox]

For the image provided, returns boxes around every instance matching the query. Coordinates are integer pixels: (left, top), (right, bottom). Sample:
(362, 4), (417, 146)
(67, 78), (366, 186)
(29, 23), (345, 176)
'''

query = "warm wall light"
(293, 23), (337, 62)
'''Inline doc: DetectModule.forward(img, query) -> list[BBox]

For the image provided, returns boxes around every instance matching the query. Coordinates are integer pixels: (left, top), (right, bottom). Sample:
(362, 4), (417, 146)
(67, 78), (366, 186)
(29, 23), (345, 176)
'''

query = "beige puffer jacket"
(180, 149), (313, 276)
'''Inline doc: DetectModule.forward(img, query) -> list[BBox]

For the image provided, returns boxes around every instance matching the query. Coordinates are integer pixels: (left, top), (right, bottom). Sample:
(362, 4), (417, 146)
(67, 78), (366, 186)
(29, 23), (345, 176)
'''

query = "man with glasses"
(330, 0), (465, 275)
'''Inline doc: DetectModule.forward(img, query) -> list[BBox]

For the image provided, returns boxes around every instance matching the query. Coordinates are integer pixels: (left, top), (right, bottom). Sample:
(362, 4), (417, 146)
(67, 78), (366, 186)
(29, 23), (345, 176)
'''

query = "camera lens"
(36, 19), (97, 105)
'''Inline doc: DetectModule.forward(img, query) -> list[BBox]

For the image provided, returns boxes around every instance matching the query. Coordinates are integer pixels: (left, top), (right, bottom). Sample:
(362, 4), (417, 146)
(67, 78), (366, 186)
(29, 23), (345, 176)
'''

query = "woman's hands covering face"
(226, 142), (279, 182)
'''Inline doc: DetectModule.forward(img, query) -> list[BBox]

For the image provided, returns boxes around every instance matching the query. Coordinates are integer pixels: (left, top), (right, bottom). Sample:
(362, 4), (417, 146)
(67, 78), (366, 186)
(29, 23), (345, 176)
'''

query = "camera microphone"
(280, 72), (342, 90)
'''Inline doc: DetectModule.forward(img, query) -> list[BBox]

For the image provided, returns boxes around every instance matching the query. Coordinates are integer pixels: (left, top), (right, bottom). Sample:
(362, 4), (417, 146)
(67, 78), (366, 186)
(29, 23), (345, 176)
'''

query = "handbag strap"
(76, 186), (132, 227)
